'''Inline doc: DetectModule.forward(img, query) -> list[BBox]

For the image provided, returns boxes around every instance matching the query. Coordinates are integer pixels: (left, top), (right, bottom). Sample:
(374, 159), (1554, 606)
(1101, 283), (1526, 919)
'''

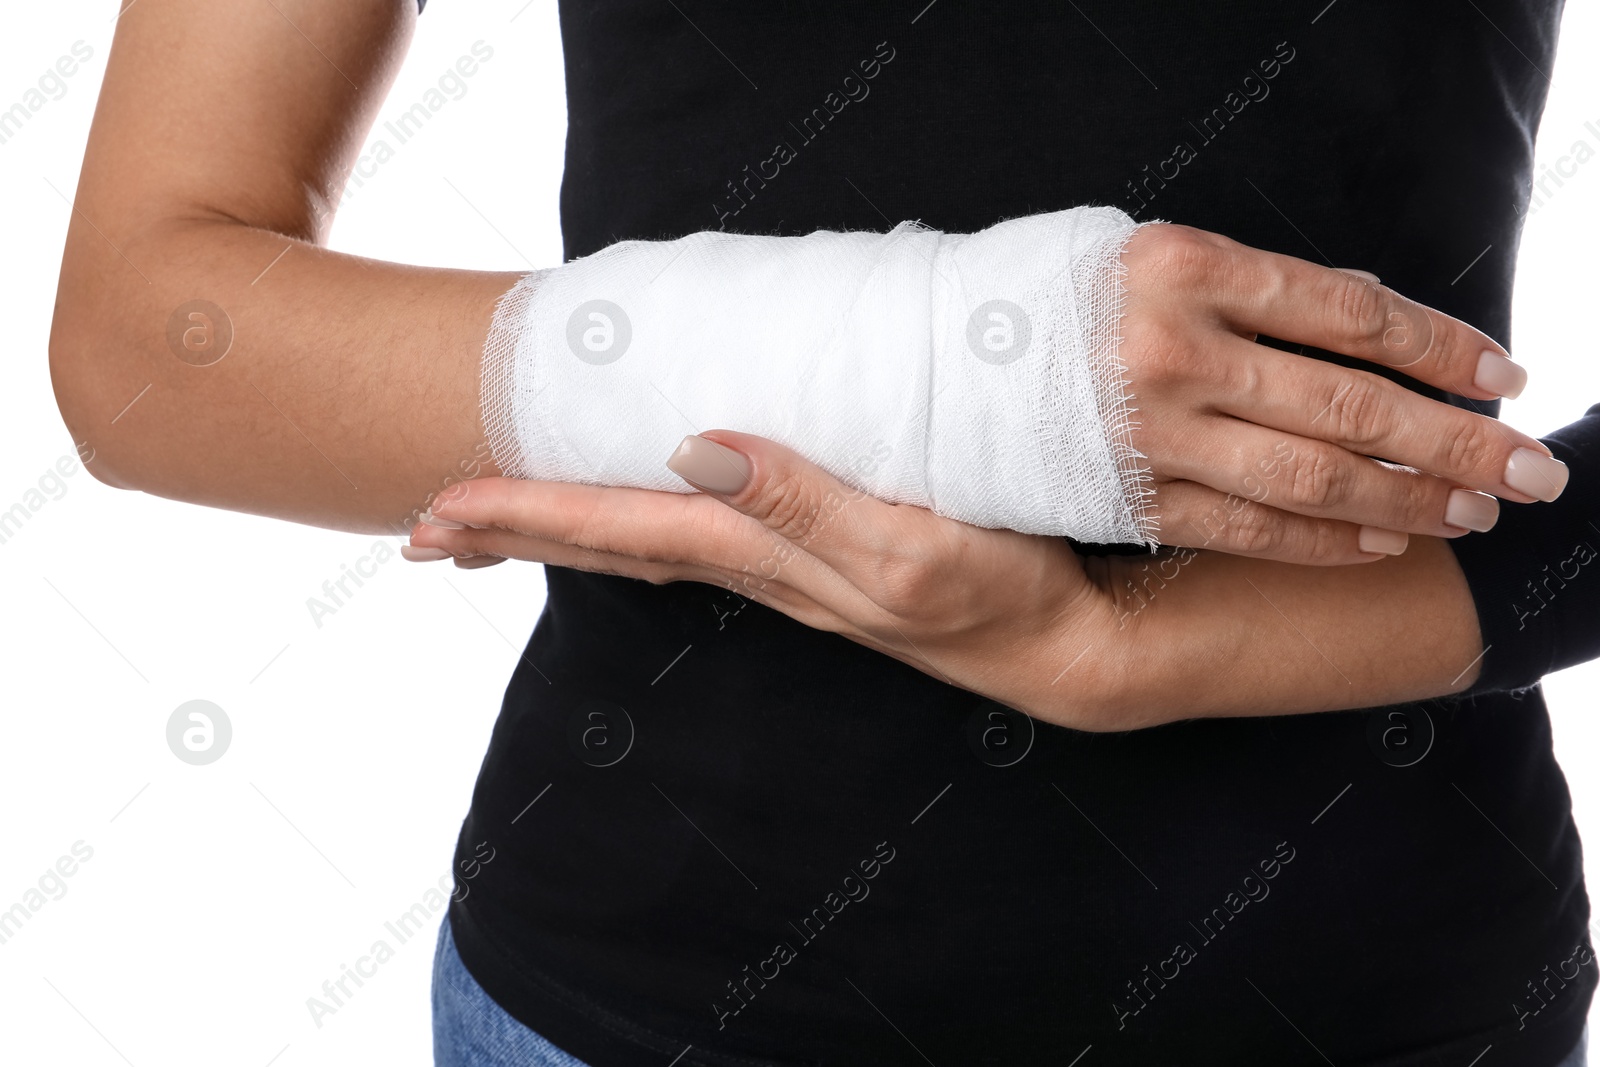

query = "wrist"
(1097, 538), (1483, 722)
(1022, 551), (1181, 732)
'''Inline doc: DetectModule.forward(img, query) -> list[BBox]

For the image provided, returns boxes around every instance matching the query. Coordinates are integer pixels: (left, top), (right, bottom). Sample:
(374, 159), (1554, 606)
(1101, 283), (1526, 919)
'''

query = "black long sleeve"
(1450, 402), (1600, 695)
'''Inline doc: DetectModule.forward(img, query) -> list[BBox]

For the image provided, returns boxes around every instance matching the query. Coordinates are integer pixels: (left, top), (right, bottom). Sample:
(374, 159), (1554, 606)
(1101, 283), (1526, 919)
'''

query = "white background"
(0, 2), (1596, 1065)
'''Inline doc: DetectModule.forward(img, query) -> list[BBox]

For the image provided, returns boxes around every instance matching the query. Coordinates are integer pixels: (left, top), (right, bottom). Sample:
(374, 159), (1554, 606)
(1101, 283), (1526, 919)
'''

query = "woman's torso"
(448, 4), (1592, 1064)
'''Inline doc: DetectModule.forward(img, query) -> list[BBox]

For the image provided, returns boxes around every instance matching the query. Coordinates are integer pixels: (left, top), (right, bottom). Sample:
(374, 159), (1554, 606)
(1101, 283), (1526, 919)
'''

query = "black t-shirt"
(441, 2), (1600, 1064)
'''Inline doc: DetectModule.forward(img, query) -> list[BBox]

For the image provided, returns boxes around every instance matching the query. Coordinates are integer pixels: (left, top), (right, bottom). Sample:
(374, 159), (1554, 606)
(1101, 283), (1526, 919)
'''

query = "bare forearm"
(52, 215), (518, 534)
(1117, 535), (1482, 718)
(47, 0), (527, 535)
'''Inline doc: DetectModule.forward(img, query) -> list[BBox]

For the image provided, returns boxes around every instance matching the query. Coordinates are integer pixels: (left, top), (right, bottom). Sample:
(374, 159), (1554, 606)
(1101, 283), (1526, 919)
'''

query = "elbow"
(48, 291), (140, 492)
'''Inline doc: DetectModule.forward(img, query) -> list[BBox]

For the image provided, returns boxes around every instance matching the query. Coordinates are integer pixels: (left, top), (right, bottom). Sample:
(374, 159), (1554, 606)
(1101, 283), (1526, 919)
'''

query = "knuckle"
(1444, 417), (1502, 477)
(1225, 500), (1284, 556)
(1423, 312), (1468, 379)
(1145, 225), (1216, 286)
(1216, 350), (1262, 403)
(873, 557), (938, 616)
(1324, 376), (1387, 448)
(1282, 444), (1347, 511)
(871, 526), (965, 617)
(1124, 322), (1200, 388)
(1299, 520), (1346, 565)
(757, 469), (819, 542)
(1394, 478), (1442, 532)
(1127, 223), (1221, 292)
(1330, 272), (1387, 348)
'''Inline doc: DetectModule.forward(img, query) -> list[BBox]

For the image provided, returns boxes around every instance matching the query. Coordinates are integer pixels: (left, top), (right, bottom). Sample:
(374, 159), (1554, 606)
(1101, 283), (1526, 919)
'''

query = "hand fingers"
(1156, 413), (1504, 539)
(406, 522), (687, 582)
(1211, 336), (1567, 503)
(1151, 479), (1406, 565)
(424, 475), (763, 567)
(418, 475), (866, 620)
(664, 430), (906, 582)
(1162, 226), (1526, 402)
(408, 515), (848, 627)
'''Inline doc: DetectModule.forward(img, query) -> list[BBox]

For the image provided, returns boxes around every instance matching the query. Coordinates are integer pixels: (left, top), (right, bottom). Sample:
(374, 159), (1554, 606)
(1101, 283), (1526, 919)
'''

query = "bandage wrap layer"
(480, 206), (1156, 545)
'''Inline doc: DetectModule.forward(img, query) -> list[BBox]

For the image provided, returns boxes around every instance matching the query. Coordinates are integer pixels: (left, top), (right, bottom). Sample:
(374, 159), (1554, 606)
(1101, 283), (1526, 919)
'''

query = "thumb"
(665, 430), (896, 566)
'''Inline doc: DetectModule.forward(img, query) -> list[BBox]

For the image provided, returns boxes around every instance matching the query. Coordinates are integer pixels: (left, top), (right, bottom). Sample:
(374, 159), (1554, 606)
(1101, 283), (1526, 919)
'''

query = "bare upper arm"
(79, 0), (415, 244)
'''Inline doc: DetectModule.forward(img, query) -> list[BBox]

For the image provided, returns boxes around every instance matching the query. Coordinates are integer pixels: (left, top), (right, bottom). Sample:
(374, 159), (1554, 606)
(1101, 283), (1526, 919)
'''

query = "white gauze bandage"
(480, 206), (1156, 545)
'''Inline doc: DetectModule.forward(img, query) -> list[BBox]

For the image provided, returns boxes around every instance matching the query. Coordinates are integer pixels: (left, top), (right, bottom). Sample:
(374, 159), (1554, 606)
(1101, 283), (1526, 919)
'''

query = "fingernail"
(420, 508), (467, 530)
(454, 554), (505, 569)
(1473, 350), (1527, 399)
(1444, 488), (1500, 533)
(401, 545), (452, 562)
(1358, 526), (1409, 556)
(666, 434), (750, 494)
(1337, 268), (1381, 285)
(1504, 446), (1569, 501)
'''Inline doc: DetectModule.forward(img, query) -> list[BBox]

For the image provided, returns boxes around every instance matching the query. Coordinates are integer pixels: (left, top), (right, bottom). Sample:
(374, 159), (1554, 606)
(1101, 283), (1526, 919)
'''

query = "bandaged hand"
(479, 210), (1566, 565)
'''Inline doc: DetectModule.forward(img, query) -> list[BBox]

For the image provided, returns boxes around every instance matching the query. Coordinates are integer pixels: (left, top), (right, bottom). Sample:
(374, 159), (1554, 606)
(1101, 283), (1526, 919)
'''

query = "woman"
(51, 1), (1599, 1063)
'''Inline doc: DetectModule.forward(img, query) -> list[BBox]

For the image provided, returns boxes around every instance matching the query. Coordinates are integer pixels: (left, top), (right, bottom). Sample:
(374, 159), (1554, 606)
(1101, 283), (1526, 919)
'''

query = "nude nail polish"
(420, 509), (467, 530)
(666, 435), (751, 495)
(1504, 447), (1569, 502)
(1358, 527), (1408, 556)
(454, 554), (505, 569)
(401, 545), (452, 562)
(1443, 489), (1499, 533)
(1473, 350), (1527, 399)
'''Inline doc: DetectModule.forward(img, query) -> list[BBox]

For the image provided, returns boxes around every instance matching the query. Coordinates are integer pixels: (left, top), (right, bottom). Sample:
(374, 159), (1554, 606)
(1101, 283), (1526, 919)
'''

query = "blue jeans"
(432, 914), (593, 1067)
(432, 912), (1591, 1067)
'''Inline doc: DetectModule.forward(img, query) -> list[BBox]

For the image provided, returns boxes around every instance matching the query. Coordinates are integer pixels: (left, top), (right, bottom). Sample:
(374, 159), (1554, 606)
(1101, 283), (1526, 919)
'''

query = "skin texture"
(408, 430), (1487, 725)
(1114, 223), (1560, 563)
(51, 0), (1499, 718)
(49, 0), (516, 535)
